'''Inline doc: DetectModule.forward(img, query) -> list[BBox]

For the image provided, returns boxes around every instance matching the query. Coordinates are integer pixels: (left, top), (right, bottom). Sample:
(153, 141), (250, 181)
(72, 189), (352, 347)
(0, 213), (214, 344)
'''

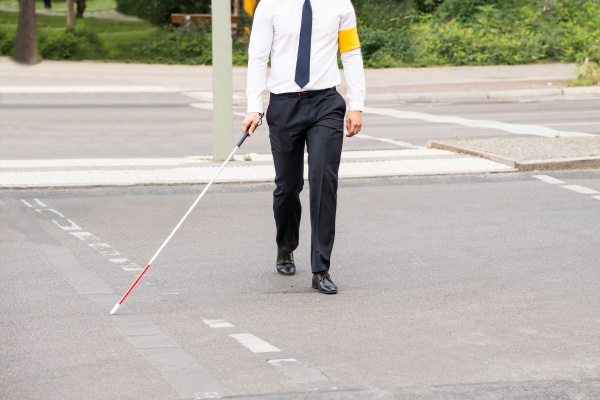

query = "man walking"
(242, 0), (365, 294)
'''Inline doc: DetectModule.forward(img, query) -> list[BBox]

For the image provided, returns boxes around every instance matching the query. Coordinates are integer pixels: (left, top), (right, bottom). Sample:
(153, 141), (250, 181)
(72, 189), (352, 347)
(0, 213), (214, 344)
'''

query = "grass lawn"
(0, 10), (152, 32)
(0, 10), (164, 62)
(0, 0), (118, 13)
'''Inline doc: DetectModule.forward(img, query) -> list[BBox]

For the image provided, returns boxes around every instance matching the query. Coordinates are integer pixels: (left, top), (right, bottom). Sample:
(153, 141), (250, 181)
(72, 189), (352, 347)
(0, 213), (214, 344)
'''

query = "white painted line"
(355, 133), (415, 147)
(192, 392), (222, 399)
(108, 258), (143, 271)
(0, 149), (453, 169)
(70, 232), (101, 242)
(561, 185), (600, 195)
(364, 107), (595, 138)
(203, 319), (234, 328)
(36, 208), (65, 218)
(88, 243), (120, 256)
(20, 198), (47, 208)
(108, 258), (129, 263)
(184, 91), (246, 102)
(241, 148), (452, 163)
(123, 267), (144, 272)
(230, 334), (281, 353)
(52, 219), (82, 231)
(593, 196), (600, 201)
(0, 85), (183, 94)
(0, 157), (206, 168)
(268, 358), (299, 365)
(532, 175), (565, 184)
(340, 148), (452, 158)
(190, 103), (246, 117)
(546, 122), (600, 127)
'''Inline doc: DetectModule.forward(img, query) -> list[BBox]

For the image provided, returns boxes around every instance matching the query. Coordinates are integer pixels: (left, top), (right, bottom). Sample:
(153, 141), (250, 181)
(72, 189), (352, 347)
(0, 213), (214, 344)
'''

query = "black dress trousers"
(266, 88), (346, 273)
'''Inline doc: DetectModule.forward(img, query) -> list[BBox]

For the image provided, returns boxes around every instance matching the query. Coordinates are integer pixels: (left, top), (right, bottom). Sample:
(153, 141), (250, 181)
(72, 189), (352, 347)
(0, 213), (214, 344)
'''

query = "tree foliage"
(116, 0), (211, 25)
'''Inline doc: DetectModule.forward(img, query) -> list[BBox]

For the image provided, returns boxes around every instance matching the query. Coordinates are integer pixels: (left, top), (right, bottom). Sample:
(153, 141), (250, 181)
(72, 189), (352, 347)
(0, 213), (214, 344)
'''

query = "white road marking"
(532, 175), (565, 184)
(0, 85), (181, 94)
(546, 122), (600, 127)
(190, 103), (246, 117)
(268, 359), (299, 365)
(88, 243), (121, 256)
(203, 319), (234, 328)
(355, 133), (415, 147)
(230, 334), (281, 353)
(35, 208), (65, 218)
(0, 149), (453, 170)
(109, 258), (143, 271)
(70, 232), (101, 242)
(20, 198), (47, 208)
(52, 219), (82, 231)
(1, 158), (206, 168)
(593, 196), (600, 201)
(364, 107), (595, 138)
(561, 185), (600, 195)
(193, 392), (222, 399)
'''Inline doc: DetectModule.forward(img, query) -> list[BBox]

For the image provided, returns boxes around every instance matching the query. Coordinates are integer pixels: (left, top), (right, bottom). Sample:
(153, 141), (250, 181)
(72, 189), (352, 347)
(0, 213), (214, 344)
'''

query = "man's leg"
(306, 91), (346, 273)
(267, 95), (307, 253)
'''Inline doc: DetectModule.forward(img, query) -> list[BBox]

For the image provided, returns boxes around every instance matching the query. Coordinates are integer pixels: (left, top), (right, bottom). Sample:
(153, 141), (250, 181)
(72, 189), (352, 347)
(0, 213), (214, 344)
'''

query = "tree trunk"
(13, 0), (39, 65)
(233, 0), (240, 16)
(66, 0), (75, 29)
(76, 0), (86, 18)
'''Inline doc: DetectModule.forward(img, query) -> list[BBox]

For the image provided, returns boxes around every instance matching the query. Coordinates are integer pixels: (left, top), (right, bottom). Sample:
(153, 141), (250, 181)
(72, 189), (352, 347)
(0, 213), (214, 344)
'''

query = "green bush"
(0, 26), (16, 56)
(360, 27), (413, 67)
(353, 0), (410, 30)
(38, 29), (105, 60)
(124, 32), (212, 65)
(413, 0), (445, 13)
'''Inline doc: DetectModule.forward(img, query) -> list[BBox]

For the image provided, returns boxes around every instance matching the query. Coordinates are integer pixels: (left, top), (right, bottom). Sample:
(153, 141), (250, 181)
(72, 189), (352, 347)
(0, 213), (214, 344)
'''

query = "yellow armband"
(338, 27), (360, 54)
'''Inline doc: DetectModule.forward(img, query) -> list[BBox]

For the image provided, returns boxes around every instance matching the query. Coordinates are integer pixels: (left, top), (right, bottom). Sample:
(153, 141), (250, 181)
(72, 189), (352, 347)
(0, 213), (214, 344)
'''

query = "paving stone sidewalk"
(0, 148), (516, 188)
(429, 137), (600, 172)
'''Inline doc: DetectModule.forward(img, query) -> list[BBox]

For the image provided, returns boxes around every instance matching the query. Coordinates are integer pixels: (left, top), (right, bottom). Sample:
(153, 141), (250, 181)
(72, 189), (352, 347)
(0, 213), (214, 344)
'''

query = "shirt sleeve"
(339, 2), (365, 112)
(246, 1), (273, 114)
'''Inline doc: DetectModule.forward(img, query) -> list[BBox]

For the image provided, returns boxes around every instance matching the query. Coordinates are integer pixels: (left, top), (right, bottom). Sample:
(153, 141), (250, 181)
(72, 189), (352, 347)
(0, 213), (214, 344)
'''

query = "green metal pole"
(211, 0), (234, 160)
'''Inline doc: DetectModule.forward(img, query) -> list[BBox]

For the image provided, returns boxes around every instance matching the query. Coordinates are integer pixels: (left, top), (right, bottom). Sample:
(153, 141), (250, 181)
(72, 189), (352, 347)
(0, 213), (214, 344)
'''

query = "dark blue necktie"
(294, 0), (312, 89)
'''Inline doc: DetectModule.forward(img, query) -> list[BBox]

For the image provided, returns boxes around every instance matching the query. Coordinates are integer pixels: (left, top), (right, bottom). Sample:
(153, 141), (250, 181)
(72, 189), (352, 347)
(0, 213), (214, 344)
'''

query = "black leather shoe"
(312, 272), (337, 294)
(276, 249), (296, 276)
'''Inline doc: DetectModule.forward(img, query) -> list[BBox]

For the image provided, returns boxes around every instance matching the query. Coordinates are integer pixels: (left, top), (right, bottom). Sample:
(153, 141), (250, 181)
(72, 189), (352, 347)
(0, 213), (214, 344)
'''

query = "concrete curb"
(2, 85), (599, 103)
(365, 86), (600, 103)
(428, 140), (600, 171)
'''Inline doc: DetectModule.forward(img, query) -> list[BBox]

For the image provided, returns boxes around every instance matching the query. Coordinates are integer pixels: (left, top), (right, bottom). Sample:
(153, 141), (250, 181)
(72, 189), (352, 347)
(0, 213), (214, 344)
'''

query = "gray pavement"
(3, 58), (600, 399)
(2, 171), (600, 399)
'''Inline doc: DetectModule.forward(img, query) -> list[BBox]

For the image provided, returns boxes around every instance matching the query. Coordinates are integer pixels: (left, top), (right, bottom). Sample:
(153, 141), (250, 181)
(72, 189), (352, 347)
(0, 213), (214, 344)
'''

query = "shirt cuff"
(348, 99), (364, 112)
(247, 100), (264, 114)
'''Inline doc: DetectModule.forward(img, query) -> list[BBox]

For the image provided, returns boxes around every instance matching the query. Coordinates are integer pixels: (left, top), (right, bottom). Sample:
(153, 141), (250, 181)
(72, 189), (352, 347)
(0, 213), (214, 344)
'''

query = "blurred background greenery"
(1, 0), (599, 68)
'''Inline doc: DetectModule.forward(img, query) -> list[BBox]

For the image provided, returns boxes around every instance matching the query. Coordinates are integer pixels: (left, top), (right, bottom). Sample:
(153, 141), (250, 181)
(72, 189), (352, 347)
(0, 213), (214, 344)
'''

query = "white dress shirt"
(246, 0), (366, 114)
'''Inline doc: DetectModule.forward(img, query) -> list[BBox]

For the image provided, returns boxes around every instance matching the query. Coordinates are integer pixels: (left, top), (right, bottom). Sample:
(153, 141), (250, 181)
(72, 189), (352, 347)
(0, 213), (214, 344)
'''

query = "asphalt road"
(2, 170), (600, 399)
(2, 93), (600, 398)
(1, 93), (600, 159)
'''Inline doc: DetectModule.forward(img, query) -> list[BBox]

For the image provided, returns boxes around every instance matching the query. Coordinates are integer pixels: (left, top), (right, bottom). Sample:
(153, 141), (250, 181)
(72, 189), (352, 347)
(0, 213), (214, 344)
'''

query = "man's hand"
(346, 110), (362, 137)
(242, 112), (262, 135)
